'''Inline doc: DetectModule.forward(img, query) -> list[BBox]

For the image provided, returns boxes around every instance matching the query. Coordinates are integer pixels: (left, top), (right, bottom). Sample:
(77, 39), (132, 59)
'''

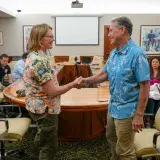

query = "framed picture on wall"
(140, 25), (160, 54)
(23, 25), (33, 52)
(0, 31), (4, 46)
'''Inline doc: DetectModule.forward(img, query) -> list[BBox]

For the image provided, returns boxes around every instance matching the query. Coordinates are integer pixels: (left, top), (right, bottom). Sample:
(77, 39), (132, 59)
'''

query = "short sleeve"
(7, 66), (11, 74)
(33, 57), (53, 85)
(134, 54), (150, 83)
(103, 52), (113, 75)
(103, 61), (108, 74)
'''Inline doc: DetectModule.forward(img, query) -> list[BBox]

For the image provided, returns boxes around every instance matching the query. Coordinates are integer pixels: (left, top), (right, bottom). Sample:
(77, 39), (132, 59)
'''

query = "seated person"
(0, 54), (12, 86)
(12, 52), (29, 81)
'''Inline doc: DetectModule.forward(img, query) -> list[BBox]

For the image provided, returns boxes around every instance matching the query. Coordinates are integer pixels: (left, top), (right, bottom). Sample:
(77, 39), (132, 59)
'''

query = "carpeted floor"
(1, 107), (160, 160)
(5, 130), (111, 160)
(0, 105), (111, 160)
(5, 129), (160, 160)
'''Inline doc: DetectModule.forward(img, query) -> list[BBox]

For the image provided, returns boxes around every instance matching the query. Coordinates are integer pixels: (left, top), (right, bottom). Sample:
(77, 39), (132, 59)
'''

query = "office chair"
(134, 108), (160, 160)
(0, 104), (31, 160)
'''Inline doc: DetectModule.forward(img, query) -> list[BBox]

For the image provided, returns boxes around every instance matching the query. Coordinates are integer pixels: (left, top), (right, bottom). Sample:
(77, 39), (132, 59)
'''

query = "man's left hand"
(132, 114), (144, 133)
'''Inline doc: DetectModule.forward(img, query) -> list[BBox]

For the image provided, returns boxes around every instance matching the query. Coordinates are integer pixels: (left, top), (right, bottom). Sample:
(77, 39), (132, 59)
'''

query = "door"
(104, 25), (115, 61)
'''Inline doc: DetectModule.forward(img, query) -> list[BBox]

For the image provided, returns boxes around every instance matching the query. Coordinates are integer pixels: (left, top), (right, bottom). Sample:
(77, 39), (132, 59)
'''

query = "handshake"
(72, 76), (87, 89)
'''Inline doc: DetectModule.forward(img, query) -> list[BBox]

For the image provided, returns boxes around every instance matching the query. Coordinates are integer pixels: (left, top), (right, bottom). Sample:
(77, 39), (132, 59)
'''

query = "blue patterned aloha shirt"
(103, 39), (150, 119)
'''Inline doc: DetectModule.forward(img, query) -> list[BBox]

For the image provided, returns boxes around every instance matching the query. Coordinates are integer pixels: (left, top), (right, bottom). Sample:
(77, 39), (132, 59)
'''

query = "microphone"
(74, 57), (78, 64)
(74, 57), (81, 77)
(74, 56), (81, 64)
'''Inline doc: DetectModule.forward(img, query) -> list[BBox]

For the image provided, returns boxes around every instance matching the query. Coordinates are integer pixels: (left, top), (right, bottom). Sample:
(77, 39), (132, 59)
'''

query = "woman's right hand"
(73, 76), (84, 89)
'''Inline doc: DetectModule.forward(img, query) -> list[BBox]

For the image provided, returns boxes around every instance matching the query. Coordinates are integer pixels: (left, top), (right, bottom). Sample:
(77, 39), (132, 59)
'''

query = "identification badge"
(5, 69), (8, 73)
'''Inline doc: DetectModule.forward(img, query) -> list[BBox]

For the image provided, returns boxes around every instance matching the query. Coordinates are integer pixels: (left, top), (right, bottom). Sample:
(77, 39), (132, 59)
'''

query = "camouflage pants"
(29, 111), (58, 160)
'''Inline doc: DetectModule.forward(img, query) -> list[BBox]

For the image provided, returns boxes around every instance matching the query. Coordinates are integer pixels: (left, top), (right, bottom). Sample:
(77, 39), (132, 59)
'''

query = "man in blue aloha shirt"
(82, 17), (150, 160)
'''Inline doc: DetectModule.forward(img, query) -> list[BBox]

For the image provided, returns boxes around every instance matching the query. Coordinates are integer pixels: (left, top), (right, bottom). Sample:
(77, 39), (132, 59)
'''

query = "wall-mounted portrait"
(23, 25), (33, 52)
(0, 31), (4, 46)
(140, 25), (160, 54)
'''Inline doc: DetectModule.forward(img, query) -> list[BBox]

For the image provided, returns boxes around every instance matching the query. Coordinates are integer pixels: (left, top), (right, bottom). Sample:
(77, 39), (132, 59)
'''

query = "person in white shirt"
(12, 52), (29, 81)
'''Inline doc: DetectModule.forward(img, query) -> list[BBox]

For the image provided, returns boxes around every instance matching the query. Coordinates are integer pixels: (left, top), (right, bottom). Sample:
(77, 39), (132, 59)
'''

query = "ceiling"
(0, 6), (16, 17)
(0, 0), (160, 17)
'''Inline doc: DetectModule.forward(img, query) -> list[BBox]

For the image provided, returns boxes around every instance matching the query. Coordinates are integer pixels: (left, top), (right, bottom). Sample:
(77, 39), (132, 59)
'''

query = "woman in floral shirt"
(23, 24), (82, 160)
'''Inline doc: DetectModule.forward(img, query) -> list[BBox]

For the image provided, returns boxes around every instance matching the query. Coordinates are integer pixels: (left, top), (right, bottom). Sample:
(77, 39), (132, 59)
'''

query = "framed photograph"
(0, 31), (4, 46)
(23, 25), (33, 52)
(140, 25), (160, 54)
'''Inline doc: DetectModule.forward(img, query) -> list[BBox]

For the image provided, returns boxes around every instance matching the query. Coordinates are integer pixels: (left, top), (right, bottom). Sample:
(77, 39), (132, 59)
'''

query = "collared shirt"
(12, 59), (25, 79)
(0, 63), (11, 82)
(23, 51), (60, 114)
(103, 39), (150, 119)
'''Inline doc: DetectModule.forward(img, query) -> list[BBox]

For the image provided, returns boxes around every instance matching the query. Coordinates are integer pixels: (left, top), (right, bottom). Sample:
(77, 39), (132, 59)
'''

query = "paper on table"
(97, 86), (108, 102)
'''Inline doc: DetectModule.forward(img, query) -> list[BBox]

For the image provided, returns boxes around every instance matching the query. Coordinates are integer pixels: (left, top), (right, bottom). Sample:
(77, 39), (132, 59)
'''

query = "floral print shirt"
(23, 51), (60, 114)
(103, 39), (150, 119)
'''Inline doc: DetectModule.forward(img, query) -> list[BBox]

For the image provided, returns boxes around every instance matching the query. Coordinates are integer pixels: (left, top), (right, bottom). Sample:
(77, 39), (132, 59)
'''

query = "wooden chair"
(80, 56), (93, 64)
(134, 108), (160, 160)
(54, 56), (69, 63)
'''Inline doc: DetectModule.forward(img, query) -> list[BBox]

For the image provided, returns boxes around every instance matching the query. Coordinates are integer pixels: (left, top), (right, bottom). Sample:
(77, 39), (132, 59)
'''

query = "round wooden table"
(3, 80), (109, 141)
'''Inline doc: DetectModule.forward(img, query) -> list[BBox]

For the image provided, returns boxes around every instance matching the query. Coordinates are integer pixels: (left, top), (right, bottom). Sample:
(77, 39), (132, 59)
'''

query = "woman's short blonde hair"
(28, 23), (52, 52)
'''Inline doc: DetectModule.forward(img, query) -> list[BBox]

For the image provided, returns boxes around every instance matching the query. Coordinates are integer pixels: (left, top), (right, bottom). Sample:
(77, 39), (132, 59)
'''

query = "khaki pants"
(106, 113), (136, 160)
(29, 111), (58, 160)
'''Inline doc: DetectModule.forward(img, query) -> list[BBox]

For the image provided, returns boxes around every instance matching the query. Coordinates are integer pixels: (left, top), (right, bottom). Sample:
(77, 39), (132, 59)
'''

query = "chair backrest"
(92, 55), (103, 64)
(155, 108), (160, 130)
(8, 61), (17, 71)
(80, 56), (93, 64)
(54, 56), (69, 63)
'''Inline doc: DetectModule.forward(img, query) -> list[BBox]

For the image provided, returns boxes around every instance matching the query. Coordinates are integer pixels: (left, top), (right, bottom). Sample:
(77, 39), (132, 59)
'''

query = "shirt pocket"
(118, 68), (133, 81)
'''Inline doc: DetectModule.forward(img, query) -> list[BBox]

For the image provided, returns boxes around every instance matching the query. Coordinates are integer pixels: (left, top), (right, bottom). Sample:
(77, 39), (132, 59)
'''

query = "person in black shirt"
(0, 54), (12, 86)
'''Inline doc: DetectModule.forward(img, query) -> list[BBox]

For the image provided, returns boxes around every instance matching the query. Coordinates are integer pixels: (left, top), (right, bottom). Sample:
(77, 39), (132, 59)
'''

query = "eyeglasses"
(44, 35), (54, 39)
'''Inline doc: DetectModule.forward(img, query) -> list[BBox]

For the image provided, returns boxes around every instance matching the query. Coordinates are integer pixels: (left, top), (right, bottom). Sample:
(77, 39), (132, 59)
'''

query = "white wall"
(0, 14), (160, 56)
